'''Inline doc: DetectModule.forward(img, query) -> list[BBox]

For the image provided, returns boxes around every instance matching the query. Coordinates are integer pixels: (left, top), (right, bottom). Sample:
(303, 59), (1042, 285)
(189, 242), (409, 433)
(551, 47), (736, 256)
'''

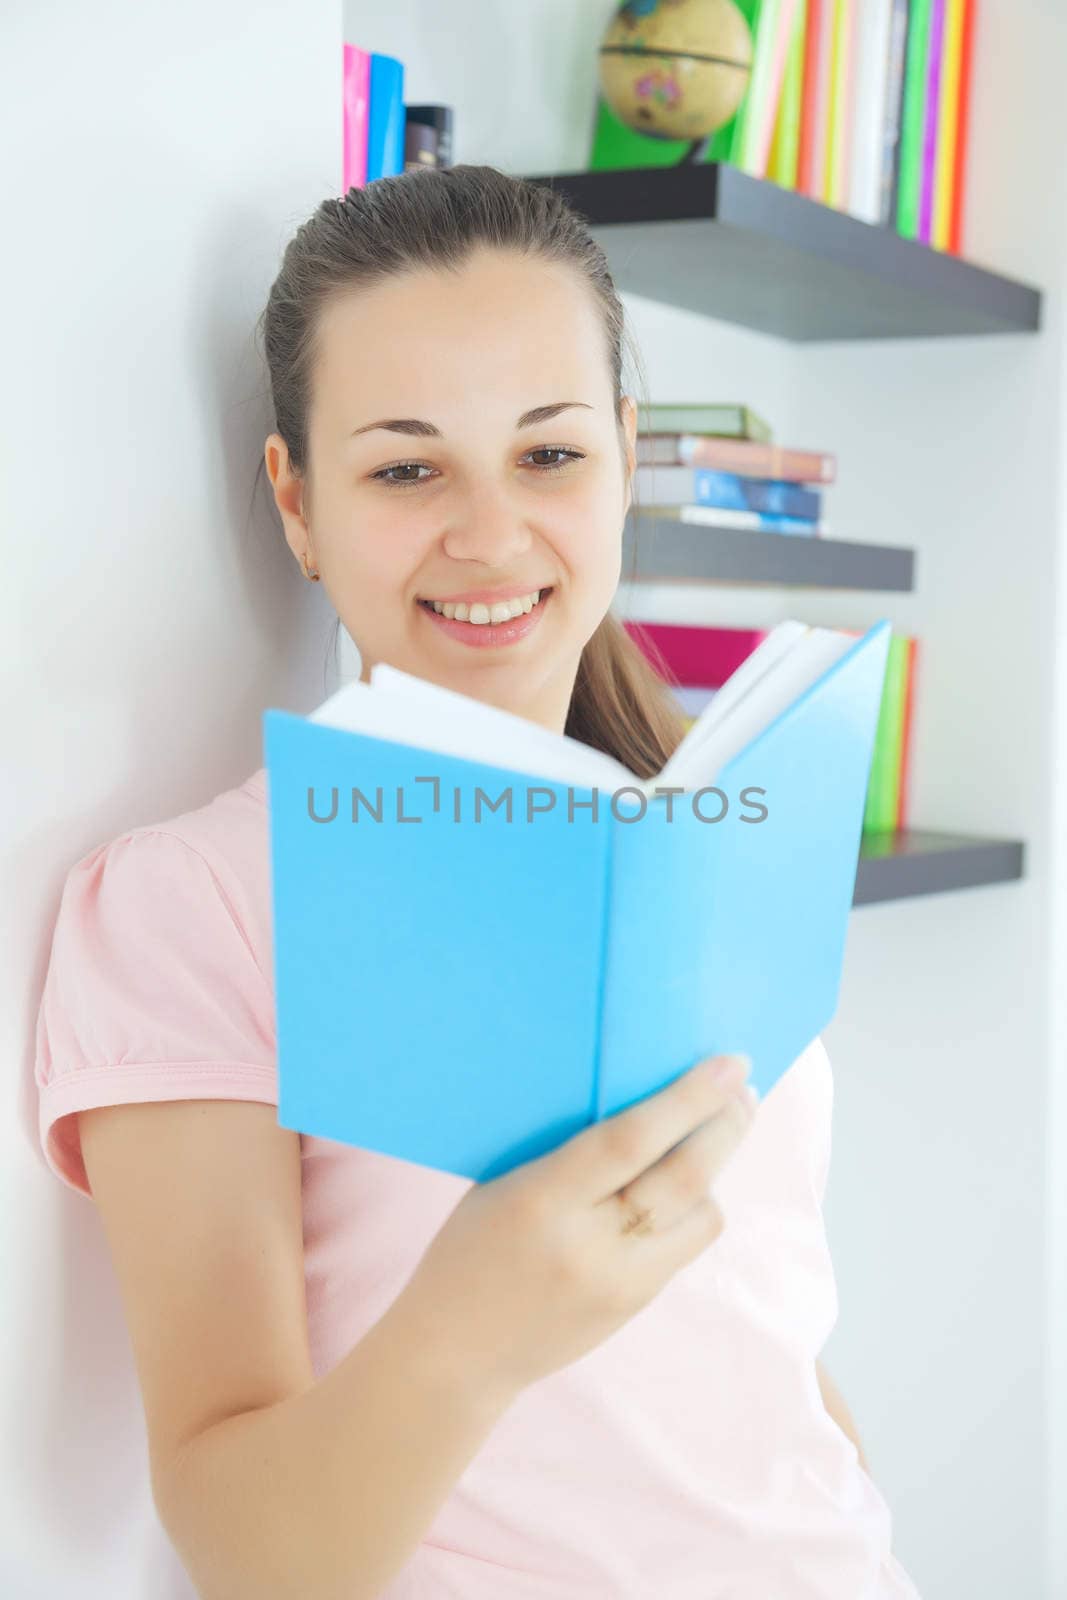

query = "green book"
(896, 0), (932, 239)
(589, 0), (762, 173)
(863, 633), (909, 832)
(641, 402), (772, 441)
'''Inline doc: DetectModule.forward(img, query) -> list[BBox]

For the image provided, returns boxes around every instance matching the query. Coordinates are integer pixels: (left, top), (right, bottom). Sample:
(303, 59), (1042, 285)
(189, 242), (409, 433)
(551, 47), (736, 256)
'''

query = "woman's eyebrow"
(349, 401), (594, 439)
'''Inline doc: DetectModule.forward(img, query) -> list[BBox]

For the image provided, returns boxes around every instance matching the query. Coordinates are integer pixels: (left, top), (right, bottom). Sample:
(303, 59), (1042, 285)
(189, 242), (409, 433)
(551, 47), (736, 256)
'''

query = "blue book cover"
(366, 53), (405, 180)
(694, 469), (821, 520)
(263, 619), (890, 1183)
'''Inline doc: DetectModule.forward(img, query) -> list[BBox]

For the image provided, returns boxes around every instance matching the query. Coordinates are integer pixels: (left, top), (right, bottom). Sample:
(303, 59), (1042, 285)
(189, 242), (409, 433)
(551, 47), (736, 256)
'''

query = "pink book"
(343, 43), (370, 193)
(919, 0), (947, 241)
(623, 622), (771, 688)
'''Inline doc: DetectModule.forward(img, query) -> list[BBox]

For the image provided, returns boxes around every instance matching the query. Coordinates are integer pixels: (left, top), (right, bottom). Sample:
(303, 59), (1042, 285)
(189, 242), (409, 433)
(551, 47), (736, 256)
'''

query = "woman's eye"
(370, 447), (585, 489)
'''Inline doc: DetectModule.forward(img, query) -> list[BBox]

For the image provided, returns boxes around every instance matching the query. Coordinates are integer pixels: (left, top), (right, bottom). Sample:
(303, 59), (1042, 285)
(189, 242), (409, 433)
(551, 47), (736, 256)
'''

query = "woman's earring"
(302, 550), (320, 582)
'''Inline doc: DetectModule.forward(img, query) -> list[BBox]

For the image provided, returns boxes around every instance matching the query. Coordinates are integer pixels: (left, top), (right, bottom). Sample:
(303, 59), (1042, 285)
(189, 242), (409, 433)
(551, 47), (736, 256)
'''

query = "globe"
(598, 0), (753, 145)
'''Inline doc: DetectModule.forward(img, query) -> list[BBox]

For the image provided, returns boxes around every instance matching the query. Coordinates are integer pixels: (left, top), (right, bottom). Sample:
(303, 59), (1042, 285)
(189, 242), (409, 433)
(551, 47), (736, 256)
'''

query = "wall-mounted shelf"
(853, 830), (1025, 905)
(522, 164), (1043, 341)
(622, 511), (915, 591)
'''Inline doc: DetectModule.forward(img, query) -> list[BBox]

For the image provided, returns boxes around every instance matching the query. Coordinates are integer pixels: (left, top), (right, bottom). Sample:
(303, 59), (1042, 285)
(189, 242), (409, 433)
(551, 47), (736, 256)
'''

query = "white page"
(651, 620), (812, 790)
(308, 667), (633, 792)
(303, 623), (858, 802)
(653, 627), (854, 793)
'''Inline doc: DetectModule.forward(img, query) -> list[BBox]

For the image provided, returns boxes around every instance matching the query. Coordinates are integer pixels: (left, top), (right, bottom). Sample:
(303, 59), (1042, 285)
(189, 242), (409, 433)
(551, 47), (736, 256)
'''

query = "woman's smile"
(416, 586), (555, 649)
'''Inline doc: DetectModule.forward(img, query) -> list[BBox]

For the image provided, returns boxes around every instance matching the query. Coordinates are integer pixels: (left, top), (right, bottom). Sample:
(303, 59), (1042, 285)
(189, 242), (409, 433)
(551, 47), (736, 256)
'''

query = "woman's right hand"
(395, 1053), (757, 1404)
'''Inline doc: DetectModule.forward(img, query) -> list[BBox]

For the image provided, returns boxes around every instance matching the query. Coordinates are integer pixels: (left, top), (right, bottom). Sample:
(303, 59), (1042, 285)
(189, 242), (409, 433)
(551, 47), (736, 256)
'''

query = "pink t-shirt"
(35, 765), (921, 1599)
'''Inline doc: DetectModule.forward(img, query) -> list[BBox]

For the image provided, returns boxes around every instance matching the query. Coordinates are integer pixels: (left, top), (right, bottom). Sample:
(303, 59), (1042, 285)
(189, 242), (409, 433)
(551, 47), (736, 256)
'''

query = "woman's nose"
(439, 485), (535, 567)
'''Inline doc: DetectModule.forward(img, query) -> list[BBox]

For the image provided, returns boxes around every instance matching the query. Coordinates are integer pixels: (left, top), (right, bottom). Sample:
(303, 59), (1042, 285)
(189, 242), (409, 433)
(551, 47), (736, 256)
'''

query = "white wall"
(9, 0), (1063, 1594)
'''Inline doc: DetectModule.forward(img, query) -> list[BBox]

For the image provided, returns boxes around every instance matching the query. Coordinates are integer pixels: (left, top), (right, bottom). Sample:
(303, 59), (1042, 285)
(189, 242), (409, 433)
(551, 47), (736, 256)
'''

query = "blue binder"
(263, 619), (891, 1183)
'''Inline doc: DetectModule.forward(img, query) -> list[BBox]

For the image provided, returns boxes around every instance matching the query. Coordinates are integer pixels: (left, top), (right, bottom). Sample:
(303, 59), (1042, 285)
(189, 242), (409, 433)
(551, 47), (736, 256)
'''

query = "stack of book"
(342, 44), (454, 187)
(590, 0), (976, 253)
(623, 618), (918, 834)
(634, 402), (834, 540)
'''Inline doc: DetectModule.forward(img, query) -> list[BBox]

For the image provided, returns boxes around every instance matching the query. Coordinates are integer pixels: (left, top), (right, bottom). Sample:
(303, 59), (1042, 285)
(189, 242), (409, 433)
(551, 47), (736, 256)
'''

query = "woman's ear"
(264, 432), (314, 573)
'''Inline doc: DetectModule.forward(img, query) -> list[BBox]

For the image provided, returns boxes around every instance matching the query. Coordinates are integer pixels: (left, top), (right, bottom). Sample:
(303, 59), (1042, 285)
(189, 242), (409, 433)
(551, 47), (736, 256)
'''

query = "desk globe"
(598, 0), (753, 160)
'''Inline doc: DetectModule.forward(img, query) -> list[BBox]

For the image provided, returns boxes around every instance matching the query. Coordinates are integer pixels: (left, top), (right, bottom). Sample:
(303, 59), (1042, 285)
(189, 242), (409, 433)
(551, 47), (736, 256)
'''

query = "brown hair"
(255, 163), (687, 780)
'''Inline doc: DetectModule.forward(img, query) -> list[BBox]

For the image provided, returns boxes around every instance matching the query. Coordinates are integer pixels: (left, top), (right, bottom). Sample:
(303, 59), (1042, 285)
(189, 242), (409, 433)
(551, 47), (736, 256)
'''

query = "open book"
(262, 617), (891, 1182)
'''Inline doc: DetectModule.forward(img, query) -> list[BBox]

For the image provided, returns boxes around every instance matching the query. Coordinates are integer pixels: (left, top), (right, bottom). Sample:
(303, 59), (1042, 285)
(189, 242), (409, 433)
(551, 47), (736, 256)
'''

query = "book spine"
(949, 0), (977, 253)
(661, 436), (837, 483)
(342, 44), (370, 192)
(863, 635), (896, 833)
(367, 54), (406, 181)
(813, 0), (837, 200)
(753, 0), (803, 175)
(797, 0), (825, 197)
(882, 0), (912, 226)
(768, 0), (806, 188)
(825, 0), (855, 210)
(897, 0), (933, 239)
(677, 505), (823, 535)
(642, 404), (763, 439)
(848, 0), (894, 224)
(739, 0), (783, 172)
(693, 469), (821, 519)
(897, 636), (919, 828)
(919, 0), (947, 243)
(932, 0), (965, 249)
(867, 633), (908, 829)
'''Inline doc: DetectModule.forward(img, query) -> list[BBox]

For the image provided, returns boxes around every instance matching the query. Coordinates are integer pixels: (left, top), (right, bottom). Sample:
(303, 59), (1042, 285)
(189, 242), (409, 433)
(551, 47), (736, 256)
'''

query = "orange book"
(897, 637), (919, 828)
(949, 0), (977, 254)
(797, 0), (831, 199)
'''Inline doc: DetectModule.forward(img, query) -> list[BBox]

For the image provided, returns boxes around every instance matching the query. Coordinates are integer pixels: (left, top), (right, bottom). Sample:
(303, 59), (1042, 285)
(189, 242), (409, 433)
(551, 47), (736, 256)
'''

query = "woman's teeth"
(426, 589), (545, 624)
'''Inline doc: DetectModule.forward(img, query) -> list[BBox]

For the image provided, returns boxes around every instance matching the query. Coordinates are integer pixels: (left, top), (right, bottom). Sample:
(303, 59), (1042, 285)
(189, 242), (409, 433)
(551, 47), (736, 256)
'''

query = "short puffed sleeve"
(34, 829), (277, 1198)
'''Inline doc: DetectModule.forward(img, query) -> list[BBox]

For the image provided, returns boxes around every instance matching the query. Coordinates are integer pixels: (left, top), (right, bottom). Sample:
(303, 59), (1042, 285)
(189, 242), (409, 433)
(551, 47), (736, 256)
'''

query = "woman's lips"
(416, 589), (553, 649)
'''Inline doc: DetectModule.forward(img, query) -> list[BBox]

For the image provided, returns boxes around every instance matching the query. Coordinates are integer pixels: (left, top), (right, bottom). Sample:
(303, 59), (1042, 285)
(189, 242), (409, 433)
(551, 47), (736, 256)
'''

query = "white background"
(6, 1), (1065, 1594)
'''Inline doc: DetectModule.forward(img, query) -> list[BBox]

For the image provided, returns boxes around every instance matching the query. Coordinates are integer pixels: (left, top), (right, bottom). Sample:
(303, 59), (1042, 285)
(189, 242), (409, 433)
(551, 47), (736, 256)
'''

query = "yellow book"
(824, 0), (854, 207)
(933, 0), (966, 250)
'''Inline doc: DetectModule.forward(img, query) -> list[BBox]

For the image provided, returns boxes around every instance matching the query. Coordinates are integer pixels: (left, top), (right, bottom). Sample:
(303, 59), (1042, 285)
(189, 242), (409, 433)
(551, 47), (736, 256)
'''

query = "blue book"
(263, 619), (891, 1183)
(694, 470), (822, 521)
(366, 53), (405, 180)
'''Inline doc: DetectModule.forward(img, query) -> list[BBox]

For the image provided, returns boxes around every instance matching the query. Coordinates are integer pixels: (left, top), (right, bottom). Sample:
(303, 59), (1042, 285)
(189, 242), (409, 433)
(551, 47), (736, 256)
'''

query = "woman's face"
(265, 246), (637, 733)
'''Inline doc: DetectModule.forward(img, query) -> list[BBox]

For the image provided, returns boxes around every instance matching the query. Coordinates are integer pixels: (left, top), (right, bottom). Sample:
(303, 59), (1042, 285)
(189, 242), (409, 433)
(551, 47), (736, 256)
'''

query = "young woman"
(35, 165), (921, 1598)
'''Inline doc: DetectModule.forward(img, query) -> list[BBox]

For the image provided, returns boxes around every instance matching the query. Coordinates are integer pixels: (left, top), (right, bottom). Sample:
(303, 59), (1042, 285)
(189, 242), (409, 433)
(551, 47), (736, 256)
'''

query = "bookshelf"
(520, 165), (1042, 908)
(522, 164), (1043, 341)
(622, 512), (914, 591)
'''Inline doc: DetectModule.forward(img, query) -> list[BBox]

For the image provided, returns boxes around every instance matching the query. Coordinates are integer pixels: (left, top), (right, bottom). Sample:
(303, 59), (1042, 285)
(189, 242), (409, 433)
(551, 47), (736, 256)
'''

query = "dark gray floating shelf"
(853, 830), (1025, 906)
(522, 164), (1043, 341)
(622, 511), (914, 591)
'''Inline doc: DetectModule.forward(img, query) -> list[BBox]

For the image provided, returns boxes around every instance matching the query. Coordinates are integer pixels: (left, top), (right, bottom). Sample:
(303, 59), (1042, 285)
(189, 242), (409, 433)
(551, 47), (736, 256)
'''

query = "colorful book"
(919, 0), (948, 243)
(675, 505), (824, 536)
(796, 0), (824, 197)
(949, 0), (977, 253)
(740, 0), (804, 176)
(896, 0), (933, 239)
(848, 0), (896, 224)
(862, 631), (910, 831)
(636, 434), (836, 484)
(623, 622), (773, 688)
(881, 0), (912, 225)
(639, 404), (772, 442)
(633, 464), (818, 514)
(342, 44), (370, 192)
(263, 620), (891, 1179)
(824, 0), (856, 209)
(932, 0), (965, 248)
(766, 0), (807, 188)
(366, 53), (405, 181)
(897, 636), (919, 827)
